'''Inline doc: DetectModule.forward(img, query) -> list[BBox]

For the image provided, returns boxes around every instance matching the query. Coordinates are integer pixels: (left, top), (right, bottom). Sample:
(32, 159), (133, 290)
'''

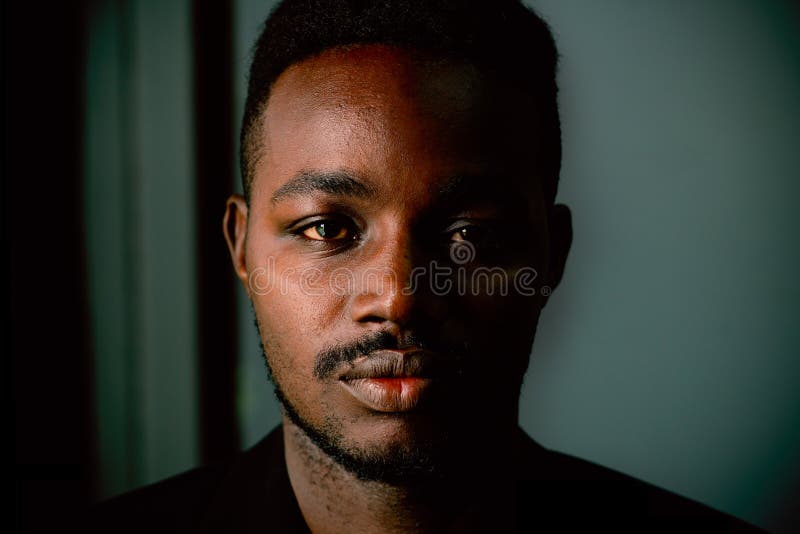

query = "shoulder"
(514, 429), (763, 532)
(87, 425), (306, 533)
(89, 461), (230, 532)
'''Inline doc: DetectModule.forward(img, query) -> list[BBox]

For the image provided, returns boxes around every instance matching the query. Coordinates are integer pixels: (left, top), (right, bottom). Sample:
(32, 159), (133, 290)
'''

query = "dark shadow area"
(6, 1), (96, 532)
(191, 0), (240, 466)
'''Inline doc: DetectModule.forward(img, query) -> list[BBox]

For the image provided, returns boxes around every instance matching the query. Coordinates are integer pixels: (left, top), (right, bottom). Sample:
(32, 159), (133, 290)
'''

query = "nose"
(348, 232), (422, 329)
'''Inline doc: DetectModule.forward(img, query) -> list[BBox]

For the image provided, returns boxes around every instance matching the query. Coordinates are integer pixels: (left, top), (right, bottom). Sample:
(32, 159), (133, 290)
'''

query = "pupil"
(317, 222), (338, 238)
(460, 227), (480, 241)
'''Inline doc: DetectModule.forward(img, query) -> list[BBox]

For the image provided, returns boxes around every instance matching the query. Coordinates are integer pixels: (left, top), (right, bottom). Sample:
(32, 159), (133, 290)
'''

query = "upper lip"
(338, 350), (440, 381)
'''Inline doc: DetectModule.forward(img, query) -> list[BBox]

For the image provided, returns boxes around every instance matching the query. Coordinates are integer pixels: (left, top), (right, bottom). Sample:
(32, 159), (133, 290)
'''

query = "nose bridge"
(351, 221), (419, 325)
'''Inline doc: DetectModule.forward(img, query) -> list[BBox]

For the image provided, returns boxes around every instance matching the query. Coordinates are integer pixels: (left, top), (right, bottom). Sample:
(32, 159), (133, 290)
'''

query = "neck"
(282, 415), (521, 534)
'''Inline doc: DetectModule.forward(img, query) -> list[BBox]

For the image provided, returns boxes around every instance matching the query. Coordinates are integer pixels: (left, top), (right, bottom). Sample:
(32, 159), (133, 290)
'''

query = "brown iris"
(302, 221), (351, 241)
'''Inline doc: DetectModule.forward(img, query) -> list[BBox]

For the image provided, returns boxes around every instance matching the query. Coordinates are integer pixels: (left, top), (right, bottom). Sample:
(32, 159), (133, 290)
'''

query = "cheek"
(463, 296), (538, 330)
(452, 280), (542, 348)
(252, 282), (352, 428)
(250, 268), (347, 373)
(459, 294), (540, 382)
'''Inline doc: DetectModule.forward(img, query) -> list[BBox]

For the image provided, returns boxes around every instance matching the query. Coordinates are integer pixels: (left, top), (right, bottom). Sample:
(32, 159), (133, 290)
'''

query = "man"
(93, 1), (758, 531)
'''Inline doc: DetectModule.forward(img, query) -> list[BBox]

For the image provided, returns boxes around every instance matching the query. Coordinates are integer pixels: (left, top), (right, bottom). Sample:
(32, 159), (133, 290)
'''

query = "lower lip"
(339, 377), (433, 412)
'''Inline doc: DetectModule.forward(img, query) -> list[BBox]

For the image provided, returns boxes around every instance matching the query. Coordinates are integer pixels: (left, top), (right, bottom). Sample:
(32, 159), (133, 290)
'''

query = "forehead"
(253, 44), (535, 203)
(268, 45), (488, 121)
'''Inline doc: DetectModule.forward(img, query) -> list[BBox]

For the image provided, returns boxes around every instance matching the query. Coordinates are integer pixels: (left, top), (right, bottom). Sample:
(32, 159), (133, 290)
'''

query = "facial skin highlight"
(224, 44), (572, 490)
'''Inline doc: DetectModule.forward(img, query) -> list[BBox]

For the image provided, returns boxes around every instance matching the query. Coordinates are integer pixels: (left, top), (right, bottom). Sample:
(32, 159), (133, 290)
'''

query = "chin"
(348, 410), (453, 447)
(281, 392), (462, 483)
(325, 424), (456, 484)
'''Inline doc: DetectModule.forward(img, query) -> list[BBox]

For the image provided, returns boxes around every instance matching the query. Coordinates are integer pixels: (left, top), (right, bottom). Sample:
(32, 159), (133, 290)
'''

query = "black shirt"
(90, 425), (760, 532)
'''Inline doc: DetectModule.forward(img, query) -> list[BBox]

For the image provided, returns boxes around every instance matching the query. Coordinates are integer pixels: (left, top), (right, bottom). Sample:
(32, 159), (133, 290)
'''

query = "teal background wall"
(521, 2), (800, 529)
(83, 1), (799, 530)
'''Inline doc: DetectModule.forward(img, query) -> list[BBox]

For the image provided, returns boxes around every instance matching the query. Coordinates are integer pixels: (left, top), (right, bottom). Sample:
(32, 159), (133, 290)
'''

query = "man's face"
(226, 45), (567, 480)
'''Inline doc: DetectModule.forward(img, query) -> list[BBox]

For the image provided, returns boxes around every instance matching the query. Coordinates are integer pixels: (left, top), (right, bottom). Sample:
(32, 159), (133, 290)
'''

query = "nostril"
(359, 314), (387, 324)
(349, 281), (419, 327)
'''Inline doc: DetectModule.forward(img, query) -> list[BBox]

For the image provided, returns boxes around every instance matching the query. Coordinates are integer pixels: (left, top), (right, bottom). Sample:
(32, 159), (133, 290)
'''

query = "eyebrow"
(271, 170), (376, 204)
(430, 172), (532, 221)
(436, 173), (524, 204)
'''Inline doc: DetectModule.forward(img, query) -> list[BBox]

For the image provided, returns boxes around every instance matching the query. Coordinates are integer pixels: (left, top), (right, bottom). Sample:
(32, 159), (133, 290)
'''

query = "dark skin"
(224, 44), (572, 533)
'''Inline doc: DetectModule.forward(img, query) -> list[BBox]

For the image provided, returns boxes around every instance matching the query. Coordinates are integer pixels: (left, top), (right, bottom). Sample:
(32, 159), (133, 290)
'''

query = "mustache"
(313, 330), (470, 380)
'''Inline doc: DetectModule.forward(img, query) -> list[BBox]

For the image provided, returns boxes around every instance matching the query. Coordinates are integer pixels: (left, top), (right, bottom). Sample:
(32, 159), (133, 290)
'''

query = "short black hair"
(241, 0), (561, 205)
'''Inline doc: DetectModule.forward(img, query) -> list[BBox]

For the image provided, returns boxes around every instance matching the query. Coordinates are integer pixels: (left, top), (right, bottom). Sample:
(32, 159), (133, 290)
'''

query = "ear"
(223, 194), (250, 296)
(543, 203), (572, 305)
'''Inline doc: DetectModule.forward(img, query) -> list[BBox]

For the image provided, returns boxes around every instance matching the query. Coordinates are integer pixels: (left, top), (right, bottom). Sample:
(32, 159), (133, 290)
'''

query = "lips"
(337, 350), (439, 412)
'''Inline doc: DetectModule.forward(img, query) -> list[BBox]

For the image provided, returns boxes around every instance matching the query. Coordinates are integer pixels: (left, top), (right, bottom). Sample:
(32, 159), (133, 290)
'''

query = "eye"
(300, 220), (354, 241)
(449, 225), (491, 244)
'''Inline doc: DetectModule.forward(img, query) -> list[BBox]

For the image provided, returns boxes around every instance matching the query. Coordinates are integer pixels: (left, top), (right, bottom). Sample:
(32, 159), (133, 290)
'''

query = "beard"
(251, 306), (531, 485)
(255, 336), (457, 484)
(271, 372), (451, 484)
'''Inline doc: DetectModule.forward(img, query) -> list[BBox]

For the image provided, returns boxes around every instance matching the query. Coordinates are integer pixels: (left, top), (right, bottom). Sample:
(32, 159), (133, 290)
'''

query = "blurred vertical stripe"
(191, 0), (240, 464)
(85, 0), (200, 499)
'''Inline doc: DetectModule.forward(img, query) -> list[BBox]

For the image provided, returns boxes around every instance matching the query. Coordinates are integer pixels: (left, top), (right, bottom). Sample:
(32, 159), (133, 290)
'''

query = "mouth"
(337, 350), (439, 412)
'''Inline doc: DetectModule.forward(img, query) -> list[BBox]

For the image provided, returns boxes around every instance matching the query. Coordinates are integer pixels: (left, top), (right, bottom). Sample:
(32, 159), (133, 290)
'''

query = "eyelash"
(291, 217), (360, 246)
(444, 221), (499, 246)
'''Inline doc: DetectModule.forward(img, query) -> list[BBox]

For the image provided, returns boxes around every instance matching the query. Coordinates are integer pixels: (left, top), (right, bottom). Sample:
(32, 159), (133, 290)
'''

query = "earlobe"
(543, 203), (572, 302)
(222, 194), (250, 294)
